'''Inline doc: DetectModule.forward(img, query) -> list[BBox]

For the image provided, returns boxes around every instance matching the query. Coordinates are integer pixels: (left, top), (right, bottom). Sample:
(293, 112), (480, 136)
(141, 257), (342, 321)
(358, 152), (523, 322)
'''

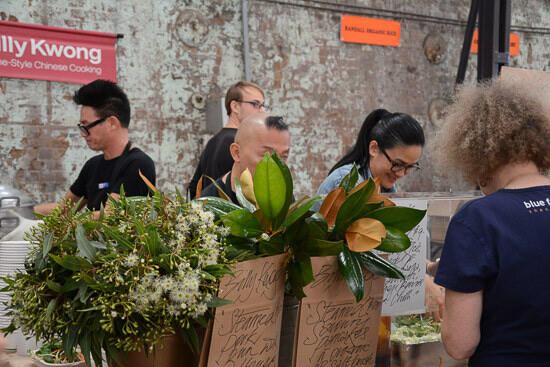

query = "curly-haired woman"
(434, 78), (550, 366)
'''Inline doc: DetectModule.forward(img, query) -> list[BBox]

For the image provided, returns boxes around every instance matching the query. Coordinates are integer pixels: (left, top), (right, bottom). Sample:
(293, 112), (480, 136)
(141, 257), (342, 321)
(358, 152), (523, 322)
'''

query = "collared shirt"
(316, 163), (396, 195)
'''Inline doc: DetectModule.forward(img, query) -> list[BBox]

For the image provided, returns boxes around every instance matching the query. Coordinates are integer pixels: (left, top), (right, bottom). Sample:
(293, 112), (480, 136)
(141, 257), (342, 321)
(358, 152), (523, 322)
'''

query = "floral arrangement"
(199, 153), (425, 300)
(1, 189), (233, 367)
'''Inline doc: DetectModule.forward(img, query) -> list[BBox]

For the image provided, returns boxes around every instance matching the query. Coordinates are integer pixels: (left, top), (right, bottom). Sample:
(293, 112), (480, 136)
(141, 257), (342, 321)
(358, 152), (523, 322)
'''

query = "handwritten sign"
(341, 15), (400, 47)
(293, 256), (385, 367)
(206, 254), (287, 367)
(470, 30), (520, 56)
(381, 199), (428, 316)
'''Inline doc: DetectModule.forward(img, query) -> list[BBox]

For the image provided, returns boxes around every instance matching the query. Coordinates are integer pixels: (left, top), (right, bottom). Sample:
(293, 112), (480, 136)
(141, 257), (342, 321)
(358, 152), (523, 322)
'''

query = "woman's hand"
(425, 274), (444, 321)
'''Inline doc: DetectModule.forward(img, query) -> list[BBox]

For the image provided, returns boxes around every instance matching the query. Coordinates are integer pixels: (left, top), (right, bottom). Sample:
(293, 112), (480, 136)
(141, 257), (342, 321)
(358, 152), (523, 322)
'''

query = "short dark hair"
(330, 109), (425, 178)
(225, 81), (264, 116)
(265, 116), (288, 131)
(73, 79), (131, 128)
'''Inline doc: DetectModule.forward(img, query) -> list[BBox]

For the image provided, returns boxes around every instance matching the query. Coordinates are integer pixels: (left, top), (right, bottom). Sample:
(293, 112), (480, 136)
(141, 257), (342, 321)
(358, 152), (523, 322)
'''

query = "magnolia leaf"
(235, 179), (256, 212)
(376, 226), (412, 253)
(366, 206), (426, 233)
(305, 238), (344, 256)
(205, 296), (233, 308)
(254, 153), (287, 221)
(203, 175), (232, 202)
(281, 196), (321, 228)
(195, 197), (242, 219)
(222, 209), (263, 238)
(318, 187), (346, 228)
(334, 179), (375, 234)
(356, 251), (404, 279)
(338, 247), (364, 302)
(368, 177), (396, 207)
(239, 169), (257, 206)
(345, 218), (386, 252)
(338, 164), (359, 194)
(271, 152), (293, 229)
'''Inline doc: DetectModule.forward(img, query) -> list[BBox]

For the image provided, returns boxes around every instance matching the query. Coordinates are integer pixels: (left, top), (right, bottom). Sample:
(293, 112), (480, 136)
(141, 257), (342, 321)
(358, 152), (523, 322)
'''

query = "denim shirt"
(313, 163), (395, 211)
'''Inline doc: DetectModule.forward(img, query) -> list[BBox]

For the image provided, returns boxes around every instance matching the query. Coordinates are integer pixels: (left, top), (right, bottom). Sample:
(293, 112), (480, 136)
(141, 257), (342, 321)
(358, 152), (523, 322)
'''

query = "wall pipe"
(242, 0), (251, 81)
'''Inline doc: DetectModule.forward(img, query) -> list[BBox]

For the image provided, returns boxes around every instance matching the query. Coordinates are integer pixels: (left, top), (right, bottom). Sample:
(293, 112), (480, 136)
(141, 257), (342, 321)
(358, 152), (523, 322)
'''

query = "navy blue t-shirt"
(435, 186), (550, 367)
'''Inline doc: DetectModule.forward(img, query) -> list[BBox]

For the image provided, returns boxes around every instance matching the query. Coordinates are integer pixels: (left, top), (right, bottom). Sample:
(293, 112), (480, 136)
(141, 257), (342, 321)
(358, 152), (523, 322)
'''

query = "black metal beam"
(456, 0), (479, 85)
(477, 0), (511, 81)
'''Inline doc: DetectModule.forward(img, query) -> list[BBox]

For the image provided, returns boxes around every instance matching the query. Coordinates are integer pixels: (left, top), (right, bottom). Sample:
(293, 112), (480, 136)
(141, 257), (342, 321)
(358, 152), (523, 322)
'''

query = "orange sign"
(341, 15), (400, 47)
(470, 30), (520, 56)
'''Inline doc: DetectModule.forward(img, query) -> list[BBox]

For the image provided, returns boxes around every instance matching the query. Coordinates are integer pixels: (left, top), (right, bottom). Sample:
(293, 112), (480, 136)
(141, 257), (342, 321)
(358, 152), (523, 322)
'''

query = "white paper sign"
(381, 198), (428, 316)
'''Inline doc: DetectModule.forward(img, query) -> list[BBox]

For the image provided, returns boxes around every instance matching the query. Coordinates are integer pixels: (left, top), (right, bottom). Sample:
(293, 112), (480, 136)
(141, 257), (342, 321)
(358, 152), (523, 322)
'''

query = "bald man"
(200, 113), (290, 204)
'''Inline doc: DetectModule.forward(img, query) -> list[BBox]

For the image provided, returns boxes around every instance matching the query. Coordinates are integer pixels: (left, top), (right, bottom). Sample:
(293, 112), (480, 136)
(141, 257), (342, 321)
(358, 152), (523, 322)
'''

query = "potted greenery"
(1, 187), (234, 367)
(199, 153), (424, 300)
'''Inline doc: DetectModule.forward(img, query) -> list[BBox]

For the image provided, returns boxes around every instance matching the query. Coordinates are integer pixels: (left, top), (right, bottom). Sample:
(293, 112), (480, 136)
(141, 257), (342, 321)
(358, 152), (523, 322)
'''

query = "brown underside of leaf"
(319, 187), (346, 228)
(345, 217), (386, 252)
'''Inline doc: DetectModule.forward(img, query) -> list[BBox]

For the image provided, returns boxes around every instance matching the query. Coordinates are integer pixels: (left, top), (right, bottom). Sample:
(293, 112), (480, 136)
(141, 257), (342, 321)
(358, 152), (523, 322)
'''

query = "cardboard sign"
(381, 199), (428, 316)
(0, 20), (117, 84)
(470, 29), (519, 56)
(293, 256), (385, 367)
(341, 15), (400, 47)
(206, 254), (287, 367)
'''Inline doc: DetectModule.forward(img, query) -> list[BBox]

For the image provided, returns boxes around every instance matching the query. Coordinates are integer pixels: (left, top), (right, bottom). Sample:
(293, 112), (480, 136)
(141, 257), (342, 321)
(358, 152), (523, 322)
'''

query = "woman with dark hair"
(434, 79), (550, 365)
(317, 109), (425, 195)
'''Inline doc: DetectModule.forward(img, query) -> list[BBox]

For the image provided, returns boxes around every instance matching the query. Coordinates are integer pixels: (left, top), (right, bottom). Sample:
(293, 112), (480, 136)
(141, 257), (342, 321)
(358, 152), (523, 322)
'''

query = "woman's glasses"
(380, 148), (421, 174)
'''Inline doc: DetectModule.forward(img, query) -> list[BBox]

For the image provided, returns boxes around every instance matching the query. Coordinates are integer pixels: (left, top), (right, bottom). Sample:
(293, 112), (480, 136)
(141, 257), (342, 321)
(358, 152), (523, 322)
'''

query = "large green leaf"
(76, 224), (96, 262)
(253, 153), (288, 222)
(376, 226), (411, 253)
(63, 325), (79, 362)
(304, 212), (328, 239)
(281, 196), (321, 228)
(356, 251), (404, 279)
(205, 296), (233, 308)
(338, 246), (364, 302)
(222, 209), (263, 238)
(338, 164), (359, 194)
(334, 179), (376, 234)
(304, 239), (344, 256)
(258, 234), (285, 254)
(195, 197), (242, 219)
(271, 152), (293, 229)
(365, 207), (426, 232)
(99, 224), (133, 250)
(287, 258), (313, 300)
(234, 179), (257, 212)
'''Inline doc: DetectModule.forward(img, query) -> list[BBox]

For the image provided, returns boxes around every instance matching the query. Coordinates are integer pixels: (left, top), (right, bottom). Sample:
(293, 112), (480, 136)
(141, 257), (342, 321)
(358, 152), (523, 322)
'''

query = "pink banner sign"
(0, 20), (117, 84)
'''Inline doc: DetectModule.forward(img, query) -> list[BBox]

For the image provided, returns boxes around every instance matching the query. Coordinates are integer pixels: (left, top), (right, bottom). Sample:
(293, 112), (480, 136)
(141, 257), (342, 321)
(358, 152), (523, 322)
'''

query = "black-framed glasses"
(380, 148), (421, 174)
(77, 117), (107, 136)
(238, 100), (270, 111)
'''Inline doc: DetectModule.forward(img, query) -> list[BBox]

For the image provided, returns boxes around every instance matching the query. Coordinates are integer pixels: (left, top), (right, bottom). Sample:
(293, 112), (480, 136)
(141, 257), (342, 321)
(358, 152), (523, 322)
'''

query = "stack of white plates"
(0, 240), (37, 353)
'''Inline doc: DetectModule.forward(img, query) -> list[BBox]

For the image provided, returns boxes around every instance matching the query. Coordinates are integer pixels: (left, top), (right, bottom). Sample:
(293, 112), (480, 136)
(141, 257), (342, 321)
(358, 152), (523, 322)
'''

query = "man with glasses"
(188, 80), (267, 199)
(34, 79), (156, 216)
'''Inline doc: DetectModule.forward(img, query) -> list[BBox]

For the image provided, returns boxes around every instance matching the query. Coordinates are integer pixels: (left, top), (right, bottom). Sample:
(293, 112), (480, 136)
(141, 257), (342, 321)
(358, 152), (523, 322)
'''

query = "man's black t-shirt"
(70, 144), (156, 211)
(199, 171), (238, 205)
(188, 128), (237, 199)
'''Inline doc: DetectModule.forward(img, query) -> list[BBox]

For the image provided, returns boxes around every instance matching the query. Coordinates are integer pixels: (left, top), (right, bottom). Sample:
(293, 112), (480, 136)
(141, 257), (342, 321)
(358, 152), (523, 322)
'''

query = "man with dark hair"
(188, 80), (267, 199)
(34, 79), (156, 216)
(200, 113), (289, 204)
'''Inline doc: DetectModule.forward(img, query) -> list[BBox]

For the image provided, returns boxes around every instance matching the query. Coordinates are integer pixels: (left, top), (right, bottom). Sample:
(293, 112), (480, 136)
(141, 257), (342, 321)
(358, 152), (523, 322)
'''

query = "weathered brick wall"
(1, 0), (549, 203)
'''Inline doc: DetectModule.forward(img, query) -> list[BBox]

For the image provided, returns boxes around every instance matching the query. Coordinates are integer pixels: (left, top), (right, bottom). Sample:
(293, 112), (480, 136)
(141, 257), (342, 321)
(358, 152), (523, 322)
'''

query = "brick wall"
(1, 0), (549, 203)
